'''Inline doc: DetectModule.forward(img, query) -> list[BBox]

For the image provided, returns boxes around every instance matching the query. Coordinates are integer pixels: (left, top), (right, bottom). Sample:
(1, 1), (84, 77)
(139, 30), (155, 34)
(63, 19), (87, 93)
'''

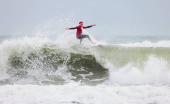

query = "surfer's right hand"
(65, 28), (69, 30)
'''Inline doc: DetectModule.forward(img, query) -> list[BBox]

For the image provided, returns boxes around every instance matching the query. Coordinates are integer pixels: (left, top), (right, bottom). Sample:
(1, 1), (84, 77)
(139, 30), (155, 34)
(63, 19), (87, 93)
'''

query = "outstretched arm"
(65, 27), (77, 30)
(83, 24), (96, 29)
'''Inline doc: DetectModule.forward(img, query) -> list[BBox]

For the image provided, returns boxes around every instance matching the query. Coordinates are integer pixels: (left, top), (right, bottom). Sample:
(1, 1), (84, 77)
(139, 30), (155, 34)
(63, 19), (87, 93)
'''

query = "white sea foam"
(0, 36), (51, 80)
(108, 56), (170, 85)
(0, 85), (170, 104)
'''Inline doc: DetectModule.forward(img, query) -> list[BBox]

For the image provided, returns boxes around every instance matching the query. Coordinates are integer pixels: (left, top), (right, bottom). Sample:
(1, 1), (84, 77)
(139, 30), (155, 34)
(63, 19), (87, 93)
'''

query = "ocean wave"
(118, 40), (170, 47)
(0, 36), (170, 85)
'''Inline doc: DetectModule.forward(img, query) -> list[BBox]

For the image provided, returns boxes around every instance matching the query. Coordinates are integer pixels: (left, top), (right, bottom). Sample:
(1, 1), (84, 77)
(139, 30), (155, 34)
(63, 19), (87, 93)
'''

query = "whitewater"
(0, 32), (170, 104)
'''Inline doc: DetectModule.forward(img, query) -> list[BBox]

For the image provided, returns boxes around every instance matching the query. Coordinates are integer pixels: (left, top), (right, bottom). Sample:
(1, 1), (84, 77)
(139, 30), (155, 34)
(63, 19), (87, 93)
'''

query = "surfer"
(65, 21), (96, 44)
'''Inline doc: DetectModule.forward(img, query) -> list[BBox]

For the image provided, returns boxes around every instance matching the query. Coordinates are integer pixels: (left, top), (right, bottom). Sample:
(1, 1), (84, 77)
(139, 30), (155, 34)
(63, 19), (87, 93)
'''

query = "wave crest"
(0, 37), (170, 85)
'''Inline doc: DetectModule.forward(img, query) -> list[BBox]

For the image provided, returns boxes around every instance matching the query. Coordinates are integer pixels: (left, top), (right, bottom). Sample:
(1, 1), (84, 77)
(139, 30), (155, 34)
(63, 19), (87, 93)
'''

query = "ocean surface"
(0, 34), (170, 104)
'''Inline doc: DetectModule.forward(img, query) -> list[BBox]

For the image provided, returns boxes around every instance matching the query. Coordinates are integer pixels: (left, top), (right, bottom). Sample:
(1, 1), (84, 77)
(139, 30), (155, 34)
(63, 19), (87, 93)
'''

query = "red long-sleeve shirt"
(69, 25), (93, 37)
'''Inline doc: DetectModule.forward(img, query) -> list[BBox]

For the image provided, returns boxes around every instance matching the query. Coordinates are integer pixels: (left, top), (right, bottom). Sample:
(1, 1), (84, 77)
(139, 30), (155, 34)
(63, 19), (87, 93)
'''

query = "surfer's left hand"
(93, 24), (96, 26)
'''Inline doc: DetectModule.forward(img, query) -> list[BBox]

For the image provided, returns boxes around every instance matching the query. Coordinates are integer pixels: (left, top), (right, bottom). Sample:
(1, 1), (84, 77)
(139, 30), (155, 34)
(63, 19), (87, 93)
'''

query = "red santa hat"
(79, 21), (83, 25)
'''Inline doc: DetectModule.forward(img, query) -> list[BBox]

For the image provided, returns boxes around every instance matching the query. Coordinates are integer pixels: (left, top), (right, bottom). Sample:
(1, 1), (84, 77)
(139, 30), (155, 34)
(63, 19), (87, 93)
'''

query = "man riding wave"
(65, 21), (96, 44)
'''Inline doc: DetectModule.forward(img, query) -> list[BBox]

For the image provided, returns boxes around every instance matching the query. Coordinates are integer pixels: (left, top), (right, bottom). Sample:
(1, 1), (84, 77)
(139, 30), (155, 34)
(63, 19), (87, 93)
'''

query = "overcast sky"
(0, 0), (170, 37)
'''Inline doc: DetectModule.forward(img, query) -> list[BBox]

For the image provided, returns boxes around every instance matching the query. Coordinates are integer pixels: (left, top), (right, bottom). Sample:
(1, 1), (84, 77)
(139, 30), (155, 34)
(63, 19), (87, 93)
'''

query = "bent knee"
(85, 35), (90, 37)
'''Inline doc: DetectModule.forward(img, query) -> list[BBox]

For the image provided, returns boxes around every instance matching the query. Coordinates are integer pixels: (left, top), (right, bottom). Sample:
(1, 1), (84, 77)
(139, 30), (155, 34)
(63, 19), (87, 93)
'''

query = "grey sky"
(0, 0), (170, 37)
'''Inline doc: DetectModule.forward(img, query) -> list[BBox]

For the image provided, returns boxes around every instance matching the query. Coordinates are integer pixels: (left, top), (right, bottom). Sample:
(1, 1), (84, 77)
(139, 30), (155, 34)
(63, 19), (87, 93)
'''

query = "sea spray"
(0, 36), (170, 85)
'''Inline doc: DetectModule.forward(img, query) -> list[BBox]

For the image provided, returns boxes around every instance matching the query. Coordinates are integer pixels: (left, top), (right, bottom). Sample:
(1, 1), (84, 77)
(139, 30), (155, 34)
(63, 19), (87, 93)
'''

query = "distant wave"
(118, 40), (170, 47)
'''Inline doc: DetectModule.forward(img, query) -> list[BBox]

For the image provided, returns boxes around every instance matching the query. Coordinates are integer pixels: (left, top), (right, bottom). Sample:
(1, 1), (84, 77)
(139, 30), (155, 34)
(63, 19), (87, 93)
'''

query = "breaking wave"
(0, 36), (170, 85)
